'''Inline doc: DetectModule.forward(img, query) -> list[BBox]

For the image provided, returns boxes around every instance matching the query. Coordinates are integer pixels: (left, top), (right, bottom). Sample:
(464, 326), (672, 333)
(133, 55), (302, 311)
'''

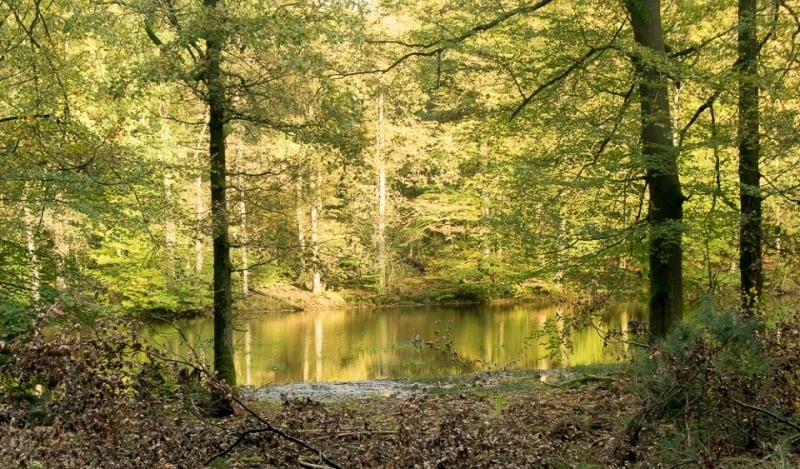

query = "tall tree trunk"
(204, 0), (236, 391)
(296, 171), (307, 279)
(193, 122), (208, 275)
(738, 0), (762, 313)
(161, 105), (176, 286)
(309, 157), (322, 295)
(51, 192), (68, 292)
(164, 171), (177, 287)
(22, 183), (41, 307)
(375, 89), (388, 293)
(625, 0), (684, 337)
(236, 147), (249, 296)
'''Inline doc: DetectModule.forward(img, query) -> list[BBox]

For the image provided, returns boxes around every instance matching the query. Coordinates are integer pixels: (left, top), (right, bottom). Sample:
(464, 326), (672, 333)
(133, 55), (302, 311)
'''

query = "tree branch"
(677, 90), (720, 148)
(337, 0), (556, 77)
(510, 47), (604, 119)
(206, 391), (344, 468)
(730, 397), (800, 434)
(0, 113), (59, 125)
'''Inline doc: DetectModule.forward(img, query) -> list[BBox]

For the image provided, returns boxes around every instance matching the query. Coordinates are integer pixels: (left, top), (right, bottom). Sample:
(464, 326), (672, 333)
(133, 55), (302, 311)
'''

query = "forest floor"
(223, 368), (644, 468)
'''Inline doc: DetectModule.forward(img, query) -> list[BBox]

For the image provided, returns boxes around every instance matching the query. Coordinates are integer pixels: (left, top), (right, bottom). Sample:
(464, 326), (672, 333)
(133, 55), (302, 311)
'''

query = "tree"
(202, 0), (237, 388)
(0, 0), (154, 335)
(368, 0), (686, 333)
(624, 0), (684, 336)
(737, 0), (762, 313)
(134, 0), (367, 388)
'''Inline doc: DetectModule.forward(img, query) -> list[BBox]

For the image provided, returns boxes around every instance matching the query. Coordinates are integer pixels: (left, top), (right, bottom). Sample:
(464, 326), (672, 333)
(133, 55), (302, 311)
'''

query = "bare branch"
(730, 397), (800, 434)
(0, 113), (58, 124)
(677, 90), (720, 148)
(336, 0), (556, 77)
(510, 47), (603, 119)
(206, 391), (344, 468)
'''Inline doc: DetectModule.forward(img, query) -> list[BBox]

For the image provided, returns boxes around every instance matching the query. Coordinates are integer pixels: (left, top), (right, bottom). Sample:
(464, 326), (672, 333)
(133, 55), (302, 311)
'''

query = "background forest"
(2, 0), (800, 338)
(6, 1), (800, 466)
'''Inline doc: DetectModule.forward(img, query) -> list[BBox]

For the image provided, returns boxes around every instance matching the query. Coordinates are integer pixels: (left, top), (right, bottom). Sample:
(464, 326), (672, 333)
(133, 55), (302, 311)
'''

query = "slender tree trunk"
(236, 147), (249, 296)
(194, 123), (207, 275)
(164, 171), (177, 287)
(375, 89), (388, 293)
(22, 183), (41, 307)
(309, 157), (322, 295)
(738, 0), (762, 313)
(296, 172), (307, 279)
(51, 192), (68, 291)
(625, 0), (684, 337)
(204, 0), (236, 391)
(161, 105), (176, 286)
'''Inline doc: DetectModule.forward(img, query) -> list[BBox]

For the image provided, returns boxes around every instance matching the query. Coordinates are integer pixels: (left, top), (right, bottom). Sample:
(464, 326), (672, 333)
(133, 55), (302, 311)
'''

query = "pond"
(142, 303), (638, 387)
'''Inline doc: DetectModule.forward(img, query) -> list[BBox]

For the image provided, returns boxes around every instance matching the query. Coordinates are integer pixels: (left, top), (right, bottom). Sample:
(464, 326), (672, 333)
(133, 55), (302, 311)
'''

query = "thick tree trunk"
(204, 0), (236, 391)
(738, 0), (762, 313)
(625, 0), (684, 337)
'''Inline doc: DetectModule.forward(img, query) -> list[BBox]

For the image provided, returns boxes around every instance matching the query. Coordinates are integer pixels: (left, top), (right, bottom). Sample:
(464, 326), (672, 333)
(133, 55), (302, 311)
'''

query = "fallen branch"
(298, 457), (336, 469)
(204, 386), (343, 469)
(145, 321), (341, 468)
(730, 397), (800, 434)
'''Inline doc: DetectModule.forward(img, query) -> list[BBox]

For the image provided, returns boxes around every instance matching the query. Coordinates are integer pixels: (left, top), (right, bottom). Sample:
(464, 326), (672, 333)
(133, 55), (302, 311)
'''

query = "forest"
(3, 0), (800, 466)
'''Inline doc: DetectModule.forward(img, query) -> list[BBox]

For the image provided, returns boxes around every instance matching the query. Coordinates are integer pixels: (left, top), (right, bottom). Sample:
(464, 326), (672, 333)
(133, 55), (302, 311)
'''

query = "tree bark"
(737, 0), (762, 313)
(204, 0), (236, 391)
(625, 0), (684, 337)
(296, 172), (307, 279)
(161, 105), (177, 286)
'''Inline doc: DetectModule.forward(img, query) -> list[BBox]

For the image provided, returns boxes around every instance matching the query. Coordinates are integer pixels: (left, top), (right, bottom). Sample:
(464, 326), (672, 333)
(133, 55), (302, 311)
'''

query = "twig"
(666, 460), (699, 469)
(205, 427), (272, 462)
(298, 457), (335, 469)
(335, 430), (397, 438)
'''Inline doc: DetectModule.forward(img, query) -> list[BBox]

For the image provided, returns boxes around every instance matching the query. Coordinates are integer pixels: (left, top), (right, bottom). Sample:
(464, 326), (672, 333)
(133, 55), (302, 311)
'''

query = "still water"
(143, 303), (634, 387)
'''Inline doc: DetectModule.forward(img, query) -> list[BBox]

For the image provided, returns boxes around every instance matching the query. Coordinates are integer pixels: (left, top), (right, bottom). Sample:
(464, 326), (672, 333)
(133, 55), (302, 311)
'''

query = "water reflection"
(143, 303), (633, 386)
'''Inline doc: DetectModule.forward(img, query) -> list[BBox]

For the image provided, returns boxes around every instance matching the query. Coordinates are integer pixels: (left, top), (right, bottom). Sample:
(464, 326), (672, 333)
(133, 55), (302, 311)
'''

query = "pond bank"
(241, 369), (579, 402)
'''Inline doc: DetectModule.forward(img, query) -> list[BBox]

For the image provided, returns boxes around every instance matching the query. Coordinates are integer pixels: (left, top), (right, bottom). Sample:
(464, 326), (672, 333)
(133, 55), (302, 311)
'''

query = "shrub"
(625, 307), (800, 465)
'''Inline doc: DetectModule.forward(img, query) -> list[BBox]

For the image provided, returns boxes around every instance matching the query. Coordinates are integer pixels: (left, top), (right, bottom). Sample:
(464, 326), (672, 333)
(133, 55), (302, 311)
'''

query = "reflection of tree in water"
(143, 303), (630, 386)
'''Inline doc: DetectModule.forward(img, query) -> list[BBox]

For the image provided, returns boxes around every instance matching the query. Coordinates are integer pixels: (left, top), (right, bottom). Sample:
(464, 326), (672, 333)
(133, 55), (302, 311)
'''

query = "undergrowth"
(0, 315), (233, 468)
(626, 305), (800, 466)
(2, 300), (800, 467)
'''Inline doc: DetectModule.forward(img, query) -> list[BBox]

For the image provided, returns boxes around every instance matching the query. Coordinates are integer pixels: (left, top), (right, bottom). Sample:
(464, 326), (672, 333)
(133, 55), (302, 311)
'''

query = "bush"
(625, 307), (800, 465)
